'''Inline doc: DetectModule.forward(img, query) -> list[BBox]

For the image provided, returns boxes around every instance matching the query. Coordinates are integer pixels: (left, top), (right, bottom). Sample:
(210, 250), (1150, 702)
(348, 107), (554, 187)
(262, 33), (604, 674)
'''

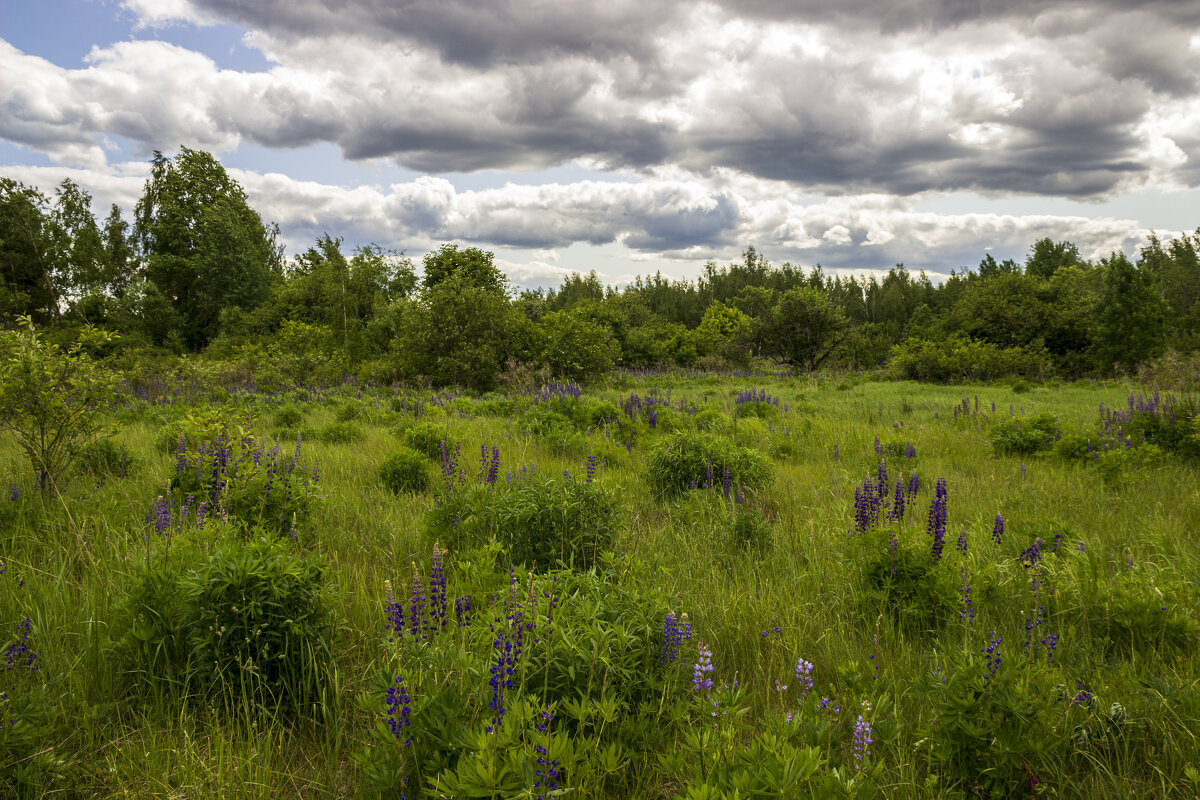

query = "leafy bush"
(727, 507), (774, 552)
(645, 432), (772, 496)
(315, 421), (364, 444)
(862, 539), (956, 634)
(76, 438), (135, 477)
(989, 412), (1057, 456)
(114, 537), (334, 714)
(890, 336), (1051, 382)
(427, 474), (618, 570)
(1086, 579), (1199, 659)
(272, 404), (304, 430)
(171, 436), (319, 534)
(334, 401), (362, 422)
(379, 447), (433, 494)
(403, 421), (452, 460)
(1055, 433), (1097, 462)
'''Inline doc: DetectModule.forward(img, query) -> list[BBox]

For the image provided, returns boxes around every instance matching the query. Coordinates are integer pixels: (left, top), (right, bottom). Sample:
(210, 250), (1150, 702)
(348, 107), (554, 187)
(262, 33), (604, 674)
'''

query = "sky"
(2, 0), (1199, 290)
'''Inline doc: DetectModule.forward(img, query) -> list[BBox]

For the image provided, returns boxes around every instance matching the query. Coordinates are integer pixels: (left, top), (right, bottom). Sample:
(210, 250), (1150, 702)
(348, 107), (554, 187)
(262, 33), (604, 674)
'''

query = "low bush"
(403, 421), (452, 460)
(113, 537), (335, 715)
(645, 431), (772, 496)
(316, 421), (364, 444)
(379, 447), (433, 494)
(76, 438), (135, 477)
(272, 404), (304, 430)
(426, 473), (618, 570)
(989, 412), (1057, 456)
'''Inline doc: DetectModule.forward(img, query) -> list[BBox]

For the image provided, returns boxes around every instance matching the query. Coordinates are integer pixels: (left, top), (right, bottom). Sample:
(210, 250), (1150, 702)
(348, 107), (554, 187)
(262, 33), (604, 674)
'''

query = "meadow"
(1, 371), (1198, 799)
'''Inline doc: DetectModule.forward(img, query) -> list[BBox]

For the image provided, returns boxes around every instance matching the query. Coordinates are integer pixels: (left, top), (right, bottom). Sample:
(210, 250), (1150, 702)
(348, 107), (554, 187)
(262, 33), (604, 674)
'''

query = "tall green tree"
(421, 244), (507, 295)
(0, 178), (63, 320)
(135, 148), (282, 349)
(1096, 251), (1166, 371)
(1025, 238), (1083, 279)
(758, 286), (850, 371)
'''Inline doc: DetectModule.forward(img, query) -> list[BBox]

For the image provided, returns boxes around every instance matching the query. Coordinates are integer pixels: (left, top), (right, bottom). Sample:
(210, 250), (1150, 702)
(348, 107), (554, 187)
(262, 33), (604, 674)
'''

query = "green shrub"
(1055, 433), (1097, 462)
(989, 412), (1057, 456)
(1086, 579), (1199, 658)
(114, 537), (334, 715)
(862, 540), (955, 634)
(727, 507), (774, 552)
(645, 431), (772, 496)
(171, 437), (319, 534)
(334, 401), (362, 422)
(403, 421), (452, 460)
(76, 438), (135, 477)
(316, 421), (364, 444)
(427, 474), (618, 570)
(379, 447), (433, 494)
(273, 404), (305, 430)
(890, 336), (1050, 382)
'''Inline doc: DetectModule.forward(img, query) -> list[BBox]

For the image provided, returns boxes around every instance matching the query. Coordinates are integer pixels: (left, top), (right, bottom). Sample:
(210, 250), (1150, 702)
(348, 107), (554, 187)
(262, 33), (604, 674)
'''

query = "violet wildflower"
(586, 455), (596, 484)
(982, 632), (1002, 688)
(833, 444), (840, 461)
(692, 641), (714, 695)
(4, 618), (37, 671)
(853, 701), (874, 764)
(146, 495), (173, 536)
(386, 675), (412, 745)
(795, 658), (814, 698)
(992, 513), (1004, 546)
(889, 480), (907, 521)
(409, 565), (426, 639)
(487, 623), (515, 732)
(927, 477), (947, 565)
(430, 543), (447, 633)
(956, 528), (968, 554)
(907, 471), (919, 499)
(384, 580), (404, 642)
(455, 595), (472, 627)
(533, 705), (560, 800)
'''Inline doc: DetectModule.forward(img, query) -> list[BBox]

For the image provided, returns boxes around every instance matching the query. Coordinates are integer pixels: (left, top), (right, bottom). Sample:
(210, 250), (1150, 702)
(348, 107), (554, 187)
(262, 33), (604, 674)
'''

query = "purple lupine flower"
(692, 641), (714, 694)
(1019, 537), (1044, 570)
(927, 477), (947, 565)
(992, 513), (1004, 546)
(907, 471), (919, 498)
(586, 455), (596, 484)
(704, 462), (714, 490)
(430, 543), (447, 633)
(488, 446), (500, 484)
(409, 566), (426, 639)
(662, 612), (680, 665)
(487, 623), (515, 732)
(145, 495), (173, 536)
(956, 529), (968, 554)
(888, 479), (906, 521)
(853, 701), (874, 763)
(455, 595), (472, 627)
(982, 632), (1002, 687)
(1042, 633), (1058, 666)
(905, 442), (916, 459)
(959, 571), (974, 624)
(795, 658), (814, 698)
(533, 705), (560, 800)
(384, 580), (404, 642)
(833, 444), (840, 461)
(386, 675), (412, 745)
(4, 618), (37, 671)
(721, 465), (732, 500)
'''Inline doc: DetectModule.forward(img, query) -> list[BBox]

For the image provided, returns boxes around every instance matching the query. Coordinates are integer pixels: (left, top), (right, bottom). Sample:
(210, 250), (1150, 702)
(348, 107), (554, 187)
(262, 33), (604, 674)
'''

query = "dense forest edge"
(3, 146), (1200, 393)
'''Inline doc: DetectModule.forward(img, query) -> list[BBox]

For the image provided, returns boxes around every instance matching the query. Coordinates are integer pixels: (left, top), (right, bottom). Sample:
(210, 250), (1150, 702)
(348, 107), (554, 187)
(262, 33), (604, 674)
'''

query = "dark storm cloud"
(6, 0), (1198, 198)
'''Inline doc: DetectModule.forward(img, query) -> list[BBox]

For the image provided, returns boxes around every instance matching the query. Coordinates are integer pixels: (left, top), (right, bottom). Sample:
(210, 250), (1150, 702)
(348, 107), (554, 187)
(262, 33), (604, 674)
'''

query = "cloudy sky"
(3, 0), (1199, 288)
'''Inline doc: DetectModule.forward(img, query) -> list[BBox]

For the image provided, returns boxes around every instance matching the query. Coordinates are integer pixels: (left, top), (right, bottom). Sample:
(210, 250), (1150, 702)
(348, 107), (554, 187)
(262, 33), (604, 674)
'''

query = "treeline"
(2, 147), (1198, 389)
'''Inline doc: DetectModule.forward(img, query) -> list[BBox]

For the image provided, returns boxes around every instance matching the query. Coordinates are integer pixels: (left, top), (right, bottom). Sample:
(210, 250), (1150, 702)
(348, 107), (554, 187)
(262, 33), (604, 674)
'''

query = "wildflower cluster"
(927, 477), (948, 564)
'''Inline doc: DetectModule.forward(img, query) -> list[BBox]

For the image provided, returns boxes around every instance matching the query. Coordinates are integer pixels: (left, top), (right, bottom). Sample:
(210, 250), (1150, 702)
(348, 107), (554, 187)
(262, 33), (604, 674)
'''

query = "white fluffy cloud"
(3, 162), (1163, 282)
(3, 1), (1198, 196)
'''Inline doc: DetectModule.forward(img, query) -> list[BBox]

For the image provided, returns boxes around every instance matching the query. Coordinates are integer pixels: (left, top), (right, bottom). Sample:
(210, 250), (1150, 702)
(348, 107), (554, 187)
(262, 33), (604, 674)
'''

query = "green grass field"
(1, 373), (1198, 798)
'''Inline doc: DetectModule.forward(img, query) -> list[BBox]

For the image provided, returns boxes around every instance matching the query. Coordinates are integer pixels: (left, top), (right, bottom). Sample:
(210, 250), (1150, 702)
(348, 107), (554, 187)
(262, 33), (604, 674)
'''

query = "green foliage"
(76, 438), (135, 478)
(272, 404), (304, 430)
(427, 474), (619, 570)
(645, 431), (772, 496)
(402, 421), (451, 460)
(135, 148), (282, 349)
(757, 286), (849, 371)
(862, 538), (956, 634)
(0, 317), (124, 490)
(1085, 578), (1199, 659)
(891, 336), (1051, 382)
(114, 538), (334, 714)
(989, 413), (1058, 456)
(536, 308), (620, 382)
(170, 435), (319, 534)
(315, 420), (364, 444)
(727, 506), (774, 552)
(378, 447), (433, 494)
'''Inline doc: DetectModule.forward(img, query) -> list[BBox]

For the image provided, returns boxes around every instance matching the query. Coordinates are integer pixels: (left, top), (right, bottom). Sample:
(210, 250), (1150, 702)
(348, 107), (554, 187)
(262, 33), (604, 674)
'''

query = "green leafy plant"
(0, 316), (124, 490)
(378, 447), (433, 494)
(645, 431), (772, 496)
(989, 412), (1058, 456)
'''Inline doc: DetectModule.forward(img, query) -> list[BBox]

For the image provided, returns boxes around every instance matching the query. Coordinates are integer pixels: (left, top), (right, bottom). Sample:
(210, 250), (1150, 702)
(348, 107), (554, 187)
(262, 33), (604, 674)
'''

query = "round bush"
(273, 405), (304, 429)
(317, 421), (364, 444)
(645, 431), (772, 496)
(403, 421), (452, 460)
(379, 447), (433, 494)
